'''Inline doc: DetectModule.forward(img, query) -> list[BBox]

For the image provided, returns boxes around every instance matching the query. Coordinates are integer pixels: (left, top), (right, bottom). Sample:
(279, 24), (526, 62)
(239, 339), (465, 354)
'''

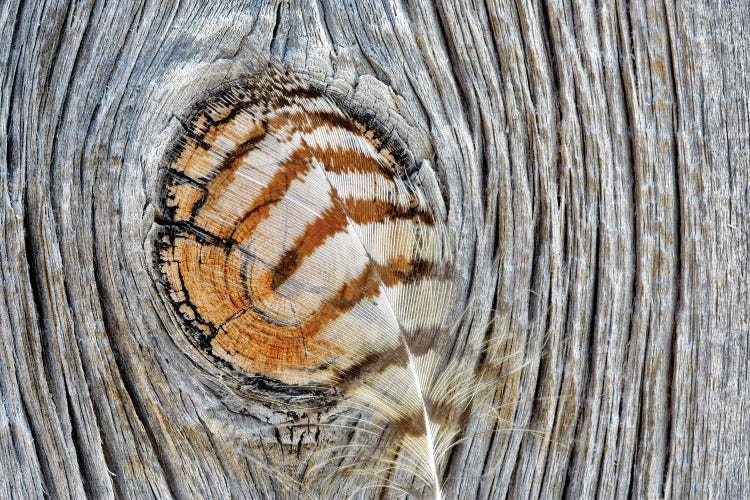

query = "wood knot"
(152, 66), (452, 398)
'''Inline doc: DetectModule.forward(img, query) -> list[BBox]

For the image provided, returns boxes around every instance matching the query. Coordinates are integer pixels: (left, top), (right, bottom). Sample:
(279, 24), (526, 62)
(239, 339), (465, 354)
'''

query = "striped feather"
(154, 62), (469, 497)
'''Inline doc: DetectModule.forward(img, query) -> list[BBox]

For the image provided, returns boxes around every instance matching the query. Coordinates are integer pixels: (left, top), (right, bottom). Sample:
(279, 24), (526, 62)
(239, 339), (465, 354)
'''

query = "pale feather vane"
(154, 63), (480, 498)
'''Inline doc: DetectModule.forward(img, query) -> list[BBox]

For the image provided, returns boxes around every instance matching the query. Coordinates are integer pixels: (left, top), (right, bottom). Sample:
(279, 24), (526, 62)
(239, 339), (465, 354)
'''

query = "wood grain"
(1, 0), (748, 498)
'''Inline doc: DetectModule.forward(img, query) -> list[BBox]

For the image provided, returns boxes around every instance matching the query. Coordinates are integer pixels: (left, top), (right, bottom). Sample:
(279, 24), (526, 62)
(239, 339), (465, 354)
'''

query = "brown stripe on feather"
(425, 398), (468, 428)
(206, 147), (317, 240)
(317, 144), (393, 176)
(398, 329), (446, 356)
(265, 109), (363, 137)
(374, 258), (433, 286)
(271, 202), (349, 290)
(335, 346), (409, 388)
(389, 412), (430, 437)
(242, 83), (322, 113)
(342, 196), (434, 225)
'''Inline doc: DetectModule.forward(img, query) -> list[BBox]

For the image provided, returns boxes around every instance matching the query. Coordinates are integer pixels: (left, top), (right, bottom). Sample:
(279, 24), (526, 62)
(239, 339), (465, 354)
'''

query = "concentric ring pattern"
(154, 66), (453, 389)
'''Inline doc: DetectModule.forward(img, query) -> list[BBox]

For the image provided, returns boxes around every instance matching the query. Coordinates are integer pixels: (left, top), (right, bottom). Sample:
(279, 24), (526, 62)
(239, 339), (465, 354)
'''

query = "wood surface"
(1, 0), (748, 498)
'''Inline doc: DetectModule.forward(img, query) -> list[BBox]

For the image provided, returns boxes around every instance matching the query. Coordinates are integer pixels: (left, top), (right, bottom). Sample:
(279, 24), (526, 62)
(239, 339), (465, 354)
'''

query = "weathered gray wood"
(1, 0), (747, 498)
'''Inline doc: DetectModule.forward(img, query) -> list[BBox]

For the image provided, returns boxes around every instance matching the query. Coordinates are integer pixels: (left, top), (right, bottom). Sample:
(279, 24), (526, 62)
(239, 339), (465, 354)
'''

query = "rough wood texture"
(1, 1), (748, 498)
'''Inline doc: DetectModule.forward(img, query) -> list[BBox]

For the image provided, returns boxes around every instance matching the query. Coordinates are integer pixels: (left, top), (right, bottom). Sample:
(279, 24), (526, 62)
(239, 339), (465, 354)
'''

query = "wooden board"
(1, 0), (748, 498)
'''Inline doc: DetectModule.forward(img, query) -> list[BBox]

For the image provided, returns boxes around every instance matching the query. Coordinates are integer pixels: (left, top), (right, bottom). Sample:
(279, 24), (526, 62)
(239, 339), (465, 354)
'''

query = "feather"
(153, 61), (482, 497)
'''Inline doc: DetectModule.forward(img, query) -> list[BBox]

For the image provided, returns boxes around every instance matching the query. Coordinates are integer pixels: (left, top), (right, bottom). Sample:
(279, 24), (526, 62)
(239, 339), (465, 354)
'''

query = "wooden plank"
(0, 0), (747, 497)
